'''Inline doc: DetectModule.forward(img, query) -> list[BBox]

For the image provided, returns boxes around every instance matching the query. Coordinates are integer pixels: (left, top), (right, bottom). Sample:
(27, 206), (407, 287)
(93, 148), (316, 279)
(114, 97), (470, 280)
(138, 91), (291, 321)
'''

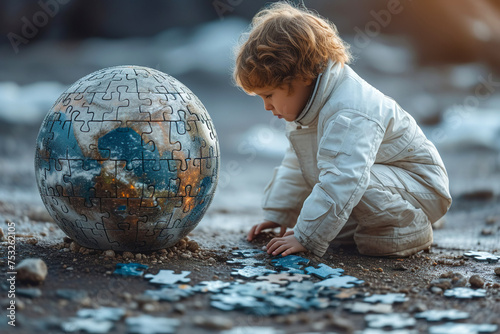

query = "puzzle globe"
(35, 65), (220, 251)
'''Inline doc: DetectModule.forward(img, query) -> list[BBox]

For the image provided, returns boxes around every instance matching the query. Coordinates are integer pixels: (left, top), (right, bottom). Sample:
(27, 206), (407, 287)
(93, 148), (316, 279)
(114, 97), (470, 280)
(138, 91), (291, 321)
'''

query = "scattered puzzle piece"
(231, 249), (266, 258)
(144, 270), (191, 285)
(315, 275), (365, 289)
(227, 257), (266, 266)
(345, 302), (393, 314)
(76, 307), (126, 321)
(61, 318), (114, 334)
(428, 322), (498, 334)
(464, 251), (500, 263)
(193, 280), (231, 293)
(444, 287), (487, 299)
(271, 255), (310, 270)
(363, 293), (408, 304)
(144, 284), (193, 302)
(365, 313), (416, 329)
(355, 329), (418, 334)
(256, 272), (310, 285)
(113, 263), (149, 277)
(230, 266), (277, 278)
(415, 309), (469, 322)
(220, 327), (285, 334)
(305, 263), (344, 279)
(126, 315), (180, 334)
(211, 293), (267, 311)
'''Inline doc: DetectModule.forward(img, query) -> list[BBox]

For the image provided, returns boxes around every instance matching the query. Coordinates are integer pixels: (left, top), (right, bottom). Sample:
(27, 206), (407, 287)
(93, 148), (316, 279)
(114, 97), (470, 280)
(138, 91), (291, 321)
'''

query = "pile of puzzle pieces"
(58, 248), (499, 333)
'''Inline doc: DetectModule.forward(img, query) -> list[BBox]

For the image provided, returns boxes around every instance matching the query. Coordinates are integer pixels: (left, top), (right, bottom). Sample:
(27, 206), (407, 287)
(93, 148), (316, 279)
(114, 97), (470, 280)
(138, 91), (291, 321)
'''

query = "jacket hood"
(294, 61), (344, 127)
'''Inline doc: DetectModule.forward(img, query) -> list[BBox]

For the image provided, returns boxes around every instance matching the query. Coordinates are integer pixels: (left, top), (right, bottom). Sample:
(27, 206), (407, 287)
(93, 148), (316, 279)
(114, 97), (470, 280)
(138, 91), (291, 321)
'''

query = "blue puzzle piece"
(227, 258), (266, 266)
(113, 263), (149, 277)
(77, 307), (126, 321)
(144, 284), (193, 302)
(464, 251), (500, 263)
(271, 255), (310, 270)
(61, 318), (114, 333)
(415, 309), (469, 322)
(363, 293), (408, 304)
(444, 287), (487, 299)
(305, 263), (344, 279)
(230, 266), (277, 278)
(126, 315), (180, 334)
(231, 249), (266, 258)
(365, 313), (416, 329)
(429, 322), (498, 334)
(192, 280), (231, 293)
(144, 270), (191, 285)
(315, 275), (365, 289)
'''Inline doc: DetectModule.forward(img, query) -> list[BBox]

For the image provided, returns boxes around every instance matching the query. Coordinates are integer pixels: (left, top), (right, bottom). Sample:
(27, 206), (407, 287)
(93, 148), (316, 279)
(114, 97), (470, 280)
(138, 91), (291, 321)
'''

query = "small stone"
(142, 302), (160, 313)
(123, 251), (134, 259)
(481, 229), (494, 236)
(104, 250), (115, 258)
(0, 227), (5, 242)
(469, 275), (485, 288)
(495, 267), (500, 276)
(180, 252), (192, 259)
(193, 315), (233, 330)
(176, 239), (187, 250)
(16, 258), (48, 283)
(187, 240), (200, 252)
(70, 242), (80, 253)
(408, 302), (427, 313)
(431, 287), (443, 295)
(26, 238), (38, 245)
(135, 253), (143, 260)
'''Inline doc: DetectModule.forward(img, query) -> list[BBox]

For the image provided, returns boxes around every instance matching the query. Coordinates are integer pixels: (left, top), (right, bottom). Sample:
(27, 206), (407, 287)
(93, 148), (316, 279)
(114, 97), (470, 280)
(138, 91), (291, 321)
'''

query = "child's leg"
(351, 164), (449, 257)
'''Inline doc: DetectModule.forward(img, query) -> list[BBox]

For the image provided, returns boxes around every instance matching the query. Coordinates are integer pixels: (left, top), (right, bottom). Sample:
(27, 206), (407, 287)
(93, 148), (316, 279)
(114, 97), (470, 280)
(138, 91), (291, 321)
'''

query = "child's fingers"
(247, 225), (259, 241)
(266, 237), (281, 254)
(279, 226), (287, 236)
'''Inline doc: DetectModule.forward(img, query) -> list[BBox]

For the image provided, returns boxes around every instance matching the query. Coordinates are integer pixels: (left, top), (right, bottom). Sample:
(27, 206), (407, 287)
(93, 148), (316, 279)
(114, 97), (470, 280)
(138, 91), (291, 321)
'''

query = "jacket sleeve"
(293, 111), (385, 256)
(262, 142), (312, 227)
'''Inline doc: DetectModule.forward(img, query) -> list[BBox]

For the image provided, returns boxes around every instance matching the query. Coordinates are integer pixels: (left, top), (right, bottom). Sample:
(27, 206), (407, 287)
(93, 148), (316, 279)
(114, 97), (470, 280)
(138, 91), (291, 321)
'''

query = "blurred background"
(1, 0), (500, 238)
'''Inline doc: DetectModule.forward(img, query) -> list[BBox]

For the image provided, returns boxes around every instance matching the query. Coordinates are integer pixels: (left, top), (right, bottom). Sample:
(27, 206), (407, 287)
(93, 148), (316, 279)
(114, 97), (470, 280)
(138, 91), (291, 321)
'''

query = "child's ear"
(303, 78), (315, 86)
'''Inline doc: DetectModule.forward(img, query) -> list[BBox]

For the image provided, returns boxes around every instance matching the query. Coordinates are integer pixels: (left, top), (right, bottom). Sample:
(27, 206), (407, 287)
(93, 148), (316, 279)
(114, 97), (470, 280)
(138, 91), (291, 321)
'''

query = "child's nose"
(263, 101), (273, 111)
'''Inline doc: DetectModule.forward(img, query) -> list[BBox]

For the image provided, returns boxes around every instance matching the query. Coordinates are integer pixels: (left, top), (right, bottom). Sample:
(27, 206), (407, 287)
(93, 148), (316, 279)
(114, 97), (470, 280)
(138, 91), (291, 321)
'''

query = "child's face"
(253, 78), (314, 122)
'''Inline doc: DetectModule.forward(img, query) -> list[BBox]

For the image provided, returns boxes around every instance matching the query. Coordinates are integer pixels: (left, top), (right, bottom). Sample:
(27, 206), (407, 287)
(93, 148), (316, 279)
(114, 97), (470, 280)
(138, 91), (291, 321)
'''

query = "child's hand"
(247, 221), (286, 241)
(266, 230), (307, 256)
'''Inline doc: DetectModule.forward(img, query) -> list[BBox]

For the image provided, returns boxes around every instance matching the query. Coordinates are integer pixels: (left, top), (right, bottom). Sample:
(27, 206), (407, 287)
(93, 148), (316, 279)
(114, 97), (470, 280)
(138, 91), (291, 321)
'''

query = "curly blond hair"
(234, 1), (352, 93)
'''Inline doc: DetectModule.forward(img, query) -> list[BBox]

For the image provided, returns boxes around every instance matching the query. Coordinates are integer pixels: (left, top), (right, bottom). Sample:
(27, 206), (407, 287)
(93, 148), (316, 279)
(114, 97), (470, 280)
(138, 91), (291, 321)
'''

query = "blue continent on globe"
(34, 65), (219, 251)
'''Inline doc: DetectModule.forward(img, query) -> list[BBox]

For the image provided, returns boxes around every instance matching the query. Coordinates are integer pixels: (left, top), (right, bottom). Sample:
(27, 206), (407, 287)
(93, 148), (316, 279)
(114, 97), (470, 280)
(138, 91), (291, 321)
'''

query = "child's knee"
(354, 216), (433, 257)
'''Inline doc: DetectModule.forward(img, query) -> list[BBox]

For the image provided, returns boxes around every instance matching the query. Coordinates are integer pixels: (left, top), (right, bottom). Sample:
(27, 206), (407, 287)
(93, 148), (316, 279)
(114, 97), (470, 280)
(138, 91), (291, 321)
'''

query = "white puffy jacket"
(262, 61), (452, 256)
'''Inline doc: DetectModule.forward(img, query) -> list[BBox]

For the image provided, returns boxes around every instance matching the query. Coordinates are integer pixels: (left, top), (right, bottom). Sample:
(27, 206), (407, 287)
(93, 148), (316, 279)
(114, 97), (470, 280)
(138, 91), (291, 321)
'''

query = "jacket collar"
(294, 61), (344, 127)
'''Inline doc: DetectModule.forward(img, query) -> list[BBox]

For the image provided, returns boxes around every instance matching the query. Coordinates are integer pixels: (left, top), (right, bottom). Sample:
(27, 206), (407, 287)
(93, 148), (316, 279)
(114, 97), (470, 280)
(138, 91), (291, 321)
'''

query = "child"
(233, 2), (452, 258)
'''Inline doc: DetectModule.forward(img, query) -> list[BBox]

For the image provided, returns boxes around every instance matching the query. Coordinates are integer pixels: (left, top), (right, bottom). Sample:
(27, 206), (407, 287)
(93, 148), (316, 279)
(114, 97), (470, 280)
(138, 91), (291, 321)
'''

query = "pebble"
(495, 267), (500, 276)
(430, 286), (443, 295)
(104, 250), (115, 258)
(16, 258), (48, 283)
(123, 251), (134, 259)
(69, 242), (80, 253)
(469, 275), (485, 288)
(193, 315), (233, 330)
(187, 240), (200, 252)
(0, 227), (5, 241)
(135, 253), (143, 260)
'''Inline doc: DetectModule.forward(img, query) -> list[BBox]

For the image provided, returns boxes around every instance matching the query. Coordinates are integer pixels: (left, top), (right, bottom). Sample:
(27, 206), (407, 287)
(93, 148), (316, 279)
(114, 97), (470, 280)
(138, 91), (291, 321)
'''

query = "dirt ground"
(1, 193), (500, 334)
